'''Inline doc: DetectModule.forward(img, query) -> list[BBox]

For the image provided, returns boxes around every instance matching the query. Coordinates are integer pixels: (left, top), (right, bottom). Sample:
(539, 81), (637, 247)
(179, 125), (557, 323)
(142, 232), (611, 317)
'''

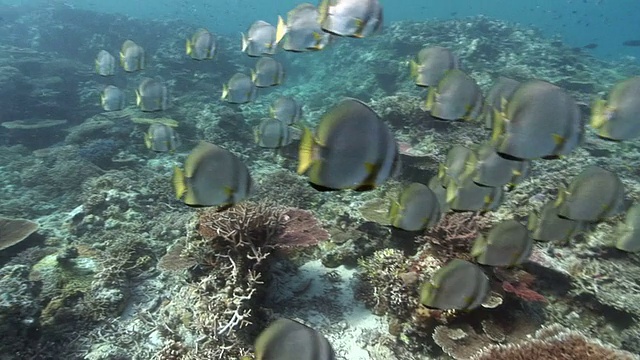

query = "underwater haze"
(1, 0), (640, 359)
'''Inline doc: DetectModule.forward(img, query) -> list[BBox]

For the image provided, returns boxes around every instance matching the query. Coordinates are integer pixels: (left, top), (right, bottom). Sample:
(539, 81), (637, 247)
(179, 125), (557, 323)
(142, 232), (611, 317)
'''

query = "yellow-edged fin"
(269, 105), (275, 118)
(590, 97), (608, 129)
(409, 60), (419, 79)
(425, 88), (436, 111)
(491, 108), (505, 143)
(186, 38), (192, 55)
(554, 184), (567, 207)
(526, 210), (539, 231)
(223, 185), (235, 204)
(471, 234), (487, 258)
(250, 69), (257, 83)
(94, 59), (100, 73)
(437, 163), (447, 181)
(551, 133), (565, 146)
(135, 90), (141, 107)
(388, 200), (402, 226)
(317, 0), (329, 24)
(500, 96), (509, 112)
(445, 182), (458, 204)
(297, 126), (316, 175)
(172, 166), (187, 200)
(241, 32), (249, 52)
(275, 16), (287, 44)
(144, 132), (152, 149)
(119, 52), (125, 68)
(221, 83), (229, 100)
(100, 93), (105, 107)
(353, 18), (365, 38)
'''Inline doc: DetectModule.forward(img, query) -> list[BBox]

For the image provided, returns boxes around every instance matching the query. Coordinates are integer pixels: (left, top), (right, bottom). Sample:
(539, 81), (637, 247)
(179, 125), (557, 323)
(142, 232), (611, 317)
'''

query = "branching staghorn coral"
(155, 202), (329, 359)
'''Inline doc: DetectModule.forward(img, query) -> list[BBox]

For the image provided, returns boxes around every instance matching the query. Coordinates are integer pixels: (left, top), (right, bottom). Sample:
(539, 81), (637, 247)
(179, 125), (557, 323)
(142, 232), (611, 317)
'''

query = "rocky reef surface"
(0, 3), (639, 360)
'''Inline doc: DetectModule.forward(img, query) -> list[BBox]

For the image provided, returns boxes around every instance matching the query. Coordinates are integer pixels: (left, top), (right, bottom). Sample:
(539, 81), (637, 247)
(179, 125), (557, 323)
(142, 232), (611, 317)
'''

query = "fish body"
(491, 80), (583, 160)
(254, 118), (293, 148)
(528, 200), (582, 243)
(120, 39), (145, 72)
(615, 202), (640, 253)
(425, 69), (483, 121)
(472, 142), (530, 188)
(419, 259), (489, 311)
(482, 76), (520, 129)
(446, 177), (504, 212)
(270, 96), (302, 124)
(255, 318), (335, 360)
(144, 123), (179, 152)
(242, 20), (277, 57)
(95, 50), (116, 76)
(136, 77), (168, 112)
(298, 98), (399, 191)
(438, 145), (477, 188)
(590, 76), (640, 141)
(221, 73), (257, 104)
(186, 28), (217, 60)
(252, 57), (285, 87)
(172, 142), (252, 208)
(409, 46), (458, 87)
(555, 166), (625, 222)
(276, 3), (332, 52)
(100, 85), (125, 111)
(389, 182), (441, 231)
(472, 219), (533, 267)
(318, 0), (383, 38)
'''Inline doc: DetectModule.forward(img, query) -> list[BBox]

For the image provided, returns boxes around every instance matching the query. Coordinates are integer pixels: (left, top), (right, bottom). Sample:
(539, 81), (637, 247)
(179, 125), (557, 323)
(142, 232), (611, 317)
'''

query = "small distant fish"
(254, 118), (293, 149)
(472, 219), (533, 267)
(298, 98), (399, 191)
(276, 3), (332, 52)
(318, 0), (383, 38)
(491, 79), (583, 160)
(419, 259), (489, 311)
(388, 182), (441, 231)
(409, 46), (458, 87)
(251, 57), (284, 88)
(583, 43), (598, 49)
(590, 76), (640, 141)
(254, 318), (336, 360)
(120, 39), (145, 72)
(481, 76), (520, 129)
(136, 77), (168, 112)
(186, 28), (217, 60)
(270, 96), (302, 125)
(242, 20), (277, 57)
(100, 85), (125, 111)
(221, 73), (257, 104)
(622, 40), (640, 47)
(615, 202), (640, 253)
(144, 123), (179, 153)
(95, 50), (116, 76)
(425, 69), (483, 121)
(172, 141), (252, 208)
(555, 165), (625, 222)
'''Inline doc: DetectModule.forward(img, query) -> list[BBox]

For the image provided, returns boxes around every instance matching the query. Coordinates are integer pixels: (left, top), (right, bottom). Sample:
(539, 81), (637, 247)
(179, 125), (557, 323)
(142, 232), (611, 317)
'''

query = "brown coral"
(470, 324), (637, 360)
(418, 211), (493, 262)
(0, 217), (39, 251)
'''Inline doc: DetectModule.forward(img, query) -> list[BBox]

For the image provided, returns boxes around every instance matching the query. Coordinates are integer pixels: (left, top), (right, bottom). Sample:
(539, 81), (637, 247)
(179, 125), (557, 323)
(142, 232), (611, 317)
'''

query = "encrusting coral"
(0, 217), (39, 251)
(469, 323), (638, 360)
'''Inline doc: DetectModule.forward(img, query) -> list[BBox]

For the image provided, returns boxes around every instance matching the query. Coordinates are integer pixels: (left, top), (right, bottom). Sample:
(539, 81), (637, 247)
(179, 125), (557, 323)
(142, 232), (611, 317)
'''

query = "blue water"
(16, 0), (638, 60)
